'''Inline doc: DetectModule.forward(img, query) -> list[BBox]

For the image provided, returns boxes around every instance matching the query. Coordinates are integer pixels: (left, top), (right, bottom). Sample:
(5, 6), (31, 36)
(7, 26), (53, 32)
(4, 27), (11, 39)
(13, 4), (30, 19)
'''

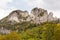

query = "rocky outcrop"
(0, 27), (10, 34)
(0, 7), (59, 34)
(8, 10), (29, 22)
(31, 7), (58, 24)
(31, 8), (48, 23)
(0, 10), (29, 24)
(0, 7), (58, 24)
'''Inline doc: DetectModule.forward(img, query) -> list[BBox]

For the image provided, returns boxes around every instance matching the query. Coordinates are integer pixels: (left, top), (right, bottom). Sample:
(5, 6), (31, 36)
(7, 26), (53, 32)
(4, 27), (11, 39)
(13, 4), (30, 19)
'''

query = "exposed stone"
(0, 7), (59, 34)
(0, 7), (58, 24)
(0, 27), (10, 34)
(48, 12), (54, 21)
(8, 12), (19, 22)
(31, 7), (39, 17)
(1, 10), (29, 23)
(31, 8), (48, 23)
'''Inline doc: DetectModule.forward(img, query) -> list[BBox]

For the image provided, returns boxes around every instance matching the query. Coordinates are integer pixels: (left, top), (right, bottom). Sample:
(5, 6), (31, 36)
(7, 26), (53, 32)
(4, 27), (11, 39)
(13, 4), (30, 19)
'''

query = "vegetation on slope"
(0, 21), (60, 40)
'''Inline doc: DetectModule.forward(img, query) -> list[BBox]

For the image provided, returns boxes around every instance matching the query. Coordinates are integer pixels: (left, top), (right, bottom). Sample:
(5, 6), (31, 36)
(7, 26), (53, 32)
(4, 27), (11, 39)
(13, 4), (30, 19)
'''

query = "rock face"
(0, 27), (10, 34)
(0, 7), (59, 34)
(8, 10), (29, 22)
(8, 11), (19, 22)
(0, 7), (58, 24)
(1, 10), (29, 24)
(31, 8), (48, 24)
(48, 12), (54, 21)
(31, 7), (58, 24)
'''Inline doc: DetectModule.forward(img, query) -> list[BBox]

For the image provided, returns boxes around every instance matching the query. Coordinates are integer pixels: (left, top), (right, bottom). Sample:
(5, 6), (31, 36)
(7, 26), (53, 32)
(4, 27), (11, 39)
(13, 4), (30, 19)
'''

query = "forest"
(0, 21), (60, 40)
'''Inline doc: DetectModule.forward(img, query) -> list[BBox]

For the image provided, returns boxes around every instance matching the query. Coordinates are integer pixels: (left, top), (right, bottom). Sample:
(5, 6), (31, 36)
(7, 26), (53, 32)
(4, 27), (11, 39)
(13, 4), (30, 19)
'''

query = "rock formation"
(31, 7), (48, 24)
(31, 7), (58, 24)
(0, 7), (59, 34)
(0, 7), (58, 24)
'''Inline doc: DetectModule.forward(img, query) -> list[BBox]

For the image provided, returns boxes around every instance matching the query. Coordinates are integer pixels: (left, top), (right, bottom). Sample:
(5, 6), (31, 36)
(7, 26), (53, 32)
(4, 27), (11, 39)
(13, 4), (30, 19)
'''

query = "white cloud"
(0, 0), (12, 8)
(0, 8), (8, 19)
(0, 0), (60, 19)
(24, 0), (60, 18)
(22, 0), (44, 8)
(43, 0), (60, 10)
(0, 0), (14, 19)
(0, 7), (18, 19)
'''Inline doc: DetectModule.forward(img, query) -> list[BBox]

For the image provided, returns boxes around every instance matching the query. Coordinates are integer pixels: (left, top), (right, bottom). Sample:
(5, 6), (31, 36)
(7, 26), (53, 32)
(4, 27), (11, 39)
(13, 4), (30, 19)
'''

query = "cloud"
(0, 7), (19, 19)
(43, 0), (60, 10)
(0, 0), (22, 19)
(8, 0), (45, 11)
(0, 0), (13, 19)
(23, 0), (60, 11)
(23, 0), (44, 7)
(0, 0), (12, 8)
(24, 0), (60, 18)
(0, 0), (60, 19)
(41, 0), (60, 18)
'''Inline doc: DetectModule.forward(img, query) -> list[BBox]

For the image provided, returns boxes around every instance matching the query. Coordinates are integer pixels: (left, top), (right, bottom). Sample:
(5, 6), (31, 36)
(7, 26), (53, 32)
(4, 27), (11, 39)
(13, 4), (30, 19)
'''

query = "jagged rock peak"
(9, 10), (29, 18)
(0, 10), (29, 23)
(9, 10), (29, 15)
(7, 10), (29, 22)
(31, 7), (48, 17)
(0, 8), (58, 24)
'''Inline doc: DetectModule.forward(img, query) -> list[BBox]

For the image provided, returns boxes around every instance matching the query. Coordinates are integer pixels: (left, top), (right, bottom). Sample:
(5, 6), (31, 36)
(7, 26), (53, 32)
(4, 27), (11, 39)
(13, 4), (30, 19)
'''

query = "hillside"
(0, 7), (60, 40)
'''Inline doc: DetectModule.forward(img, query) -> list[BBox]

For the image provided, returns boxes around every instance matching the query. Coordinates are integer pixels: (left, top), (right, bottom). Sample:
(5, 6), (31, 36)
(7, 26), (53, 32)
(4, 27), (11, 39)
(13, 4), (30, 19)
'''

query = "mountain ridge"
(0, 7), (60, 34)
(1, 7), (58, 24)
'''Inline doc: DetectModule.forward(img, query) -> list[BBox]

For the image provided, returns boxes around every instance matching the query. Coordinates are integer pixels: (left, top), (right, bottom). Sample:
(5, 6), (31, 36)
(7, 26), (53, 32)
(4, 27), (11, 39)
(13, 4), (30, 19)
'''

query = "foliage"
(0, 22), (60, 40)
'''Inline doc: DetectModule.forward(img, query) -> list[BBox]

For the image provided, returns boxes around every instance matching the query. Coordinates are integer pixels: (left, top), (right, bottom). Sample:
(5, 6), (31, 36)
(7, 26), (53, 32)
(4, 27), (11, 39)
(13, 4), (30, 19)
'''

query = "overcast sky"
(0, 0), (60, 19)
